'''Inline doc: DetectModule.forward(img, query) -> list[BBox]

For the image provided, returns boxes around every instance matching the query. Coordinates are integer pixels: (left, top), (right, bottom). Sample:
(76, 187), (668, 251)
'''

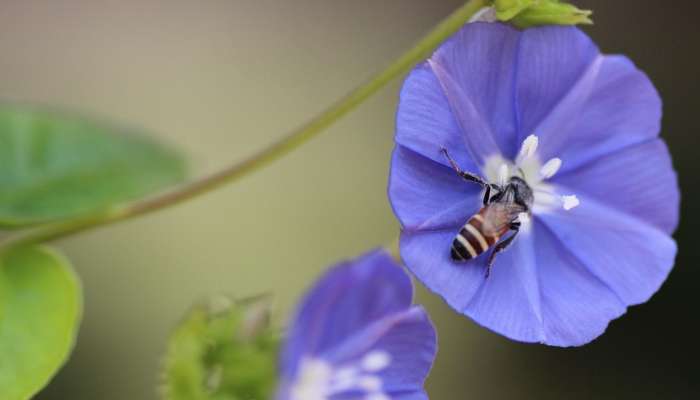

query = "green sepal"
(493, 0), (536, 20)
(493, 0), (593, 28)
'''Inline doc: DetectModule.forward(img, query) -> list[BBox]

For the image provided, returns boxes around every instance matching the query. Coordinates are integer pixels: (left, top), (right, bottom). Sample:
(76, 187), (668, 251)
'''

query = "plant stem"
(0, 0), (488, 250)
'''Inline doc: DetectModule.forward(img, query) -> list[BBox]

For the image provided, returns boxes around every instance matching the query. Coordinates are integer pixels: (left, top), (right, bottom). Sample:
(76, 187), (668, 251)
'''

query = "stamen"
(291, 358), (333, 400)
(485, 137), (578, 216)
(292, 355), (391, 400)
(562, 195), (580, 210)
(361, 351), (391, 372)
(540, 158), (562, 179)
(517, 134), (539, 163)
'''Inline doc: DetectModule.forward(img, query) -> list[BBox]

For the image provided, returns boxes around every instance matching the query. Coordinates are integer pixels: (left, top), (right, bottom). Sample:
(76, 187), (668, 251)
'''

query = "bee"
(440, 148), (534, 277)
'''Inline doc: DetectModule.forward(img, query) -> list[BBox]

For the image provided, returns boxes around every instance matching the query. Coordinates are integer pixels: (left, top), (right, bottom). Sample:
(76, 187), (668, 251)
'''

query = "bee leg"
(484, 184), (504, 205)
(440, 147), (488, 187)
(485, 230), (519, 278)
(483, 185), (491, 205)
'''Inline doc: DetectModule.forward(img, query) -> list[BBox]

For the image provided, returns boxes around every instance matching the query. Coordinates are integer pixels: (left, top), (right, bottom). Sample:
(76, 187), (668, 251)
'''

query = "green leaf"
(161, 296), (279, 400)
(0, 246), (82, 400)
(0, 105), (186, 227)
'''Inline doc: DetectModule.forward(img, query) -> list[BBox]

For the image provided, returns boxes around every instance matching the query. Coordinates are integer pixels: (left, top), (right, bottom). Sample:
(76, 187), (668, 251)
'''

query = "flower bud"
(160, 295), (279, 400)
(493, 0), (593, 28)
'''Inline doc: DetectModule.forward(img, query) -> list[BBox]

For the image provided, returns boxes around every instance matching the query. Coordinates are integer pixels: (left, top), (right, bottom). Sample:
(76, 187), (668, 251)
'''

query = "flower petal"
(323, 307), (437, 398)
(400, 226), (547, 343)
(554, 55), (663, 172)
(388, 145), (481, 231)
(515, 27), (663, 169)
(461, 228), (546, 343)
(514, 26), (602, 161)
(429, 22), (521, 162)
(395, 63), (475, 169)
(400, 218), (635, 346)
(395, 23), (522, 168)
(534, 223), (627, 346)
(554, 139), (679, 234)
(400, 228), (485, 313)
(280, 250), (413, 378)
(538, 193), (677, 306)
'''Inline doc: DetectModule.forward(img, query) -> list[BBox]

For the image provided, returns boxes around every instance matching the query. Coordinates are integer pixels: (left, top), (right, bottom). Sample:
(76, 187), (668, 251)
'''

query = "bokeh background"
(0, 0), (696, 399)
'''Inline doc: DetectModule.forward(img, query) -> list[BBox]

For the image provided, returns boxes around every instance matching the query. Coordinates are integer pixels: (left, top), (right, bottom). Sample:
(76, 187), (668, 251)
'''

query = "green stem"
(0, 0), (488, 250)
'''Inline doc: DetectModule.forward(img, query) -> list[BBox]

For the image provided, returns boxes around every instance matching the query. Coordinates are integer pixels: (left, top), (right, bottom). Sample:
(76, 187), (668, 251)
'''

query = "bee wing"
(481, 204), (515, 235)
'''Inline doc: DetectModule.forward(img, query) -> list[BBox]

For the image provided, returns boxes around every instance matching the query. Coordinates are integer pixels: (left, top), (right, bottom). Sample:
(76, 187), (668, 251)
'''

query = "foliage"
(0, 105), (186, 227)
(0, 104), (186, 398)
(0, 246), (82, 400)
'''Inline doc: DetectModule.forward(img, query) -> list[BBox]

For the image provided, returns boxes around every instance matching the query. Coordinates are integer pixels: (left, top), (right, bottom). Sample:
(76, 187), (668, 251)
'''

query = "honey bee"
(441, 148), (534, 277)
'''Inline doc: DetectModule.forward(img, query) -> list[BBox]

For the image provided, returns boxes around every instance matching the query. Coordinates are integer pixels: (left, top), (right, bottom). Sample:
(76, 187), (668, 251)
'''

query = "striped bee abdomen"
(451, 213), (501, 261)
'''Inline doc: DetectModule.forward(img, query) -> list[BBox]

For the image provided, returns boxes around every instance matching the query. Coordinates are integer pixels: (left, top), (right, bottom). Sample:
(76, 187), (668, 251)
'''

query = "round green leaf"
(0, 105), (186, 227)
(0, 246), (82, 400)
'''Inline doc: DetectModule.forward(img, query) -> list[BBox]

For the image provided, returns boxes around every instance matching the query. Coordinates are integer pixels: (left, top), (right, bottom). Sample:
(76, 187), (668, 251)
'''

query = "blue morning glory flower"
(277, 250), (437, 400)
(388, 22), (679, 346)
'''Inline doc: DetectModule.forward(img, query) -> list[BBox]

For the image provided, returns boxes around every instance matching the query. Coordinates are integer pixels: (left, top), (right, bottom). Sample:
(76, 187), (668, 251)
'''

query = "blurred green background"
(0, 0), (695, 398)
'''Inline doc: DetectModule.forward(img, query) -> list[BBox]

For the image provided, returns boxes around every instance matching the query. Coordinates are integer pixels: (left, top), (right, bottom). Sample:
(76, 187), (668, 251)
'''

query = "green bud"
(493, 0), (537, 21)
(493, 0), (593, 28)
(160, 295), (280, 400)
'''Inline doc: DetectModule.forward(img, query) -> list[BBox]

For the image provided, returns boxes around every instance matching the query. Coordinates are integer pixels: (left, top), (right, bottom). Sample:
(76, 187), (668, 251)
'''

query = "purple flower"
(277, 250), (437, 400)
(388, 23), (679, 346)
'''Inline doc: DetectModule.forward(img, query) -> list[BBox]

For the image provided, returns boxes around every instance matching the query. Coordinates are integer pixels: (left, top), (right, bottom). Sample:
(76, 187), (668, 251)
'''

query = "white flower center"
(483, 134), (579, 221)
(290, 351), (392, 400)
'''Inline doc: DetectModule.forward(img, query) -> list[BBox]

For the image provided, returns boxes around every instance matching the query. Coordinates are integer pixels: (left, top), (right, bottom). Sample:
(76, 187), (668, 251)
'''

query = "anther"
(518, 134), (539, 162)
(562, 195), (580, 210)
(361, 351), (391, 372)
(540, 158), (562, 179)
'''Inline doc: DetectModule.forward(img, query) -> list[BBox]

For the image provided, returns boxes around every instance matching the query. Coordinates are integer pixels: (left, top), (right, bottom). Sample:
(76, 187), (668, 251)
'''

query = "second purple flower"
(277, 250), (437, 400)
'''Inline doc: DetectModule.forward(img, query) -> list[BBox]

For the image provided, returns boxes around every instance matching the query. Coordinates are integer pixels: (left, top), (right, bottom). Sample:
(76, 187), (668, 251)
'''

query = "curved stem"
(0, 0), (488, 250)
